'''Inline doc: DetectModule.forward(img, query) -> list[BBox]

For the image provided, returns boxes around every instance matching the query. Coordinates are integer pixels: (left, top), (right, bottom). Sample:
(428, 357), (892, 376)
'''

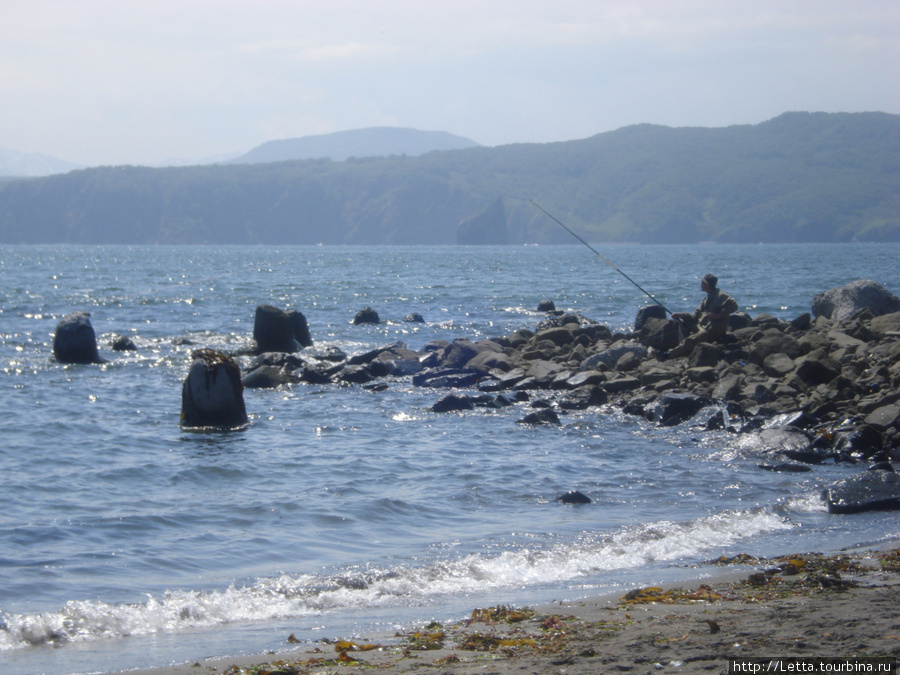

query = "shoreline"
(113, 547), (900, 675)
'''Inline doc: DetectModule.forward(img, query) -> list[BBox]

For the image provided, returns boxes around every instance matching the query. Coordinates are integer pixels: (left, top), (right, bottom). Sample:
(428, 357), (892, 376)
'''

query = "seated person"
(669, 273), (738, 357)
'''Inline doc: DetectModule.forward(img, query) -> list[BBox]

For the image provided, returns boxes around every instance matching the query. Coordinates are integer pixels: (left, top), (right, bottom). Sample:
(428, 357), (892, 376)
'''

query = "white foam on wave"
(0, 506), (791, 651)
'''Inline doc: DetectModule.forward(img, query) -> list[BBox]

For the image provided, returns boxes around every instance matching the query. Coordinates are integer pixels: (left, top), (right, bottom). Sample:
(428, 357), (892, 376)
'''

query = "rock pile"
(238, 282), (900, 512)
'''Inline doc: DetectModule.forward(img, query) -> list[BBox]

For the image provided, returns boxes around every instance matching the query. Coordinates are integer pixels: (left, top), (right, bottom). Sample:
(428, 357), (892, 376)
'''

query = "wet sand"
(115, 549), (900, 675)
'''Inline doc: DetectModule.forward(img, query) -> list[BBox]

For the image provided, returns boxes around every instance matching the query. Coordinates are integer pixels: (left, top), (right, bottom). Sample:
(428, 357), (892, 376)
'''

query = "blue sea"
(1, 243), (899, 675)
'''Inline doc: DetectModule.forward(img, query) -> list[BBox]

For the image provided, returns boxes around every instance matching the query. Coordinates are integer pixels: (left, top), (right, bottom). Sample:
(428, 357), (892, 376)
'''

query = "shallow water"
(1, 243), (898, 675)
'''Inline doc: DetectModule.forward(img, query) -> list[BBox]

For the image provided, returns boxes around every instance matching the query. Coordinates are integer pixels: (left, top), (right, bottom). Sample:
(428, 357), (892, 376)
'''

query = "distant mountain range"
(0, 112), (897, 244)
(0, 147), (83, 178)
(228, 127), (480, 164)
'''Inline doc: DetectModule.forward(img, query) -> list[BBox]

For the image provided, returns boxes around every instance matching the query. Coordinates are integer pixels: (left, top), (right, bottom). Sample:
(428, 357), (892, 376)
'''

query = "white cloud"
(0, 0), (897, 165)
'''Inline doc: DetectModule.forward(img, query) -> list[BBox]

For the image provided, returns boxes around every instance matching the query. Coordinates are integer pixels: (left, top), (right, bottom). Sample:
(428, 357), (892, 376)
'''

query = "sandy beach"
(115, 548), (900, 675)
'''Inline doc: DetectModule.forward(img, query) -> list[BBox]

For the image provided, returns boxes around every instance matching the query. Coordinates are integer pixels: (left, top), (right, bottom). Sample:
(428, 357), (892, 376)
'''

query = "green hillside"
(0, 112), (897, 244)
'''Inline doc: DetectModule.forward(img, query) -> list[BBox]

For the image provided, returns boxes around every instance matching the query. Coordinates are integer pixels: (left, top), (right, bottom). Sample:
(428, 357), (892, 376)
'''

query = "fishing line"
(530, 200), (673, 316)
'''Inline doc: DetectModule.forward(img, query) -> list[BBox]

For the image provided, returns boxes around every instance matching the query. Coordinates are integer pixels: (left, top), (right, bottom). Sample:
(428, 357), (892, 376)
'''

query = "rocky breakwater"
(256, 281), (900, 514)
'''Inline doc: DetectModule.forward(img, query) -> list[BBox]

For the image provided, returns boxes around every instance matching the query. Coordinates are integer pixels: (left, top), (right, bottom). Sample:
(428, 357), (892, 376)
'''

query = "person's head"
(701, 273), (718, 292)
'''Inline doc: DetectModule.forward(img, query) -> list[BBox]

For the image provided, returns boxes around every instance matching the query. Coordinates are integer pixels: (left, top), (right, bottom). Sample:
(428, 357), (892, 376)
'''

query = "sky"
(1, 0), (898, 167)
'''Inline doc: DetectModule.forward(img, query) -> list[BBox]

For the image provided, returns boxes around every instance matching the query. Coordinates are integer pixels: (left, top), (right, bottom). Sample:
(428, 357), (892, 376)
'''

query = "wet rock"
(431, 393), (476, 413)
(647, 393), (711, 426)
(335, 364), (377, 384)
(352, 306), (380, 325)
(822, 470), (900, 514)
(288, 310), (313, 347)
(53, 312), (105, 364)
(518, 408), (561, 425)
(413, 367), (483, 389)
(110, 334), (137, 351)
(557, 490), (592, 504)
(242, 365), (298, 389)
(180, 349), (248, 428)
(253, 305), (300, 354)
(537, 299), (557, 313)
(557, 385), (608, 410)
(758, 463), (812, 473)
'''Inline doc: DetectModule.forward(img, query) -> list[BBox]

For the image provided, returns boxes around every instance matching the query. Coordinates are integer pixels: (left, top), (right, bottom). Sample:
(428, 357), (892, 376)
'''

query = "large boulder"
(53, 312), (105, 364)
(812, 280), (900, 321)
(181, 349), (248, 428)
(253, 305), (300, 354)
(822, 468), (900, 514)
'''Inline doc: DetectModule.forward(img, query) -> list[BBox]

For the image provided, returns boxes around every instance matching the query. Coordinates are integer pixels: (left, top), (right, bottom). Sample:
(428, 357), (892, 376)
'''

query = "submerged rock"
(556, 490), (592, 504)
(180, 349), (248, 428)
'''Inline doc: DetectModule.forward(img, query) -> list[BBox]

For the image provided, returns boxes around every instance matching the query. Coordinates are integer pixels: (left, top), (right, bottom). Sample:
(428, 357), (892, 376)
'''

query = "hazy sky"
(1, 0), (897, 167)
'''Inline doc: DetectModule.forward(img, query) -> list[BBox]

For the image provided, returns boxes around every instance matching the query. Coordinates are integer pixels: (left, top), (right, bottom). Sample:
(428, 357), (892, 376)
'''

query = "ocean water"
(0, 243), (898, 675)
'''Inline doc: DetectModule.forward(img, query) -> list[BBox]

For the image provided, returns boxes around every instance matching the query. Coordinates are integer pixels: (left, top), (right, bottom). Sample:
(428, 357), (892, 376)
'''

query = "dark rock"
(287, 310), (313, 347)
(315, 346), (347, 362)
(557, 386), (608, 410)
(412, 367), (483, 389)
(242, 365), (298, 389)
(253, 305), (300, 354)
(431, 393), (476, 413)
(180, 349), (248, 428)
(869, 311), (900, 338)
(758, 463), (812, 473)
(634, 304), (668, 332)
(647, 393), (711, 426)
(822, 470), (900, 514)
(518, 408), (561, 425)
(635, 317), (681, 350)
(336, 364), (377, 384)
(794, 350), (842, 386)
(812, 280), (900, 321)
(557, 490), (592, 504)
(584, 341), (647, 369)
(296, 364), (333, 384)
(110, 334), (137, 351)
(601, 376), (641, 393)
(748, 330), (803, 364)
(616, 351), (641, 372)
(248, 352), (305, 370)
(790, 313), (812, 331)
(864, 404), (900, 430)
(537, 299), (557, 313)
(688, 343), (722, 369)
(352, 306), (381, 325)
(403, 312), (425, 323)
(53, 312), (105, 364)
(835, 425), (884, 459)
(752, 428), (832, 464)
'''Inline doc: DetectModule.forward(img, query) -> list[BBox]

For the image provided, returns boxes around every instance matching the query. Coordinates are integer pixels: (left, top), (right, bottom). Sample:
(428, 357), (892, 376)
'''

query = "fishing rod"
(530, 200), (674, 316)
